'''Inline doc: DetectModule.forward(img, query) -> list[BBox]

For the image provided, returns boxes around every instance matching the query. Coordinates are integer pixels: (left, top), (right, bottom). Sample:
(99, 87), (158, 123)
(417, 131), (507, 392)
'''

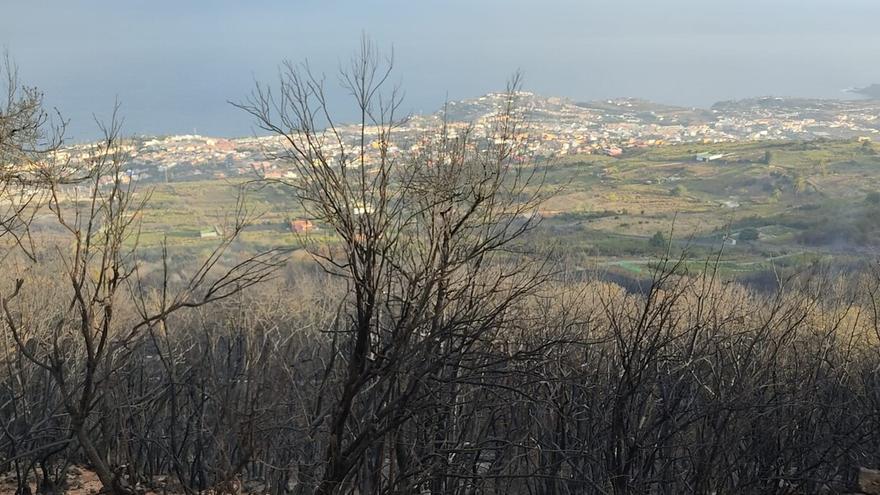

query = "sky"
(2, 0), (880, 140)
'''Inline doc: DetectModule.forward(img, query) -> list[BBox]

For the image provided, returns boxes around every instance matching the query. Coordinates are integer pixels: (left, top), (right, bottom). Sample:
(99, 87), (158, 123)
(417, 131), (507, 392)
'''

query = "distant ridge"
(849, 84), (880, 99)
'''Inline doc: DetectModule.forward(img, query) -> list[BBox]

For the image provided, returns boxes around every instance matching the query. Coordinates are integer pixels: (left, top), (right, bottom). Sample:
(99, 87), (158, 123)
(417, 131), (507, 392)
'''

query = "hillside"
(850, 84), (880, 99)
(29, 139), (877, 287)
(32, 91), (880, 287)
(540, 139), (880, 280)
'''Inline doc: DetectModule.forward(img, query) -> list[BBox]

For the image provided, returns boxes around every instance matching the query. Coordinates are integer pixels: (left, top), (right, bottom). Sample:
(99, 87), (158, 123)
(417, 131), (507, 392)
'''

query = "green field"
(125, 139), (880, 283)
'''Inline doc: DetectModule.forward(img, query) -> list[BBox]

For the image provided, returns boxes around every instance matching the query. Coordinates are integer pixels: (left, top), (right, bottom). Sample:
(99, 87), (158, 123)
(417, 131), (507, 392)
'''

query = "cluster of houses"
(52, 93), (880, 188)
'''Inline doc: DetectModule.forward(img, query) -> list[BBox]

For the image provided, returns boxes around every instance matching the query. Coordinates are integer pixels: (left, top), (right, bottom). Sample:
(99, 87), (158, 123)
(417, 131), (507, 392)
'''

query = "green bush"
(649, 231), (667, 248)
(739, 227), (760, 241)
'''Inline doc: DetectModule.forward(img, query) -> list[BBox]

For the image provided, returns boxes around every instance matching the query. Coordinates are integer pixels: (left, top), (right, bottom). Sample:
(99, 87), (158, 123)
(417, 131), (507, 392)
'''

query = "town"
(58, 93), (880, 184)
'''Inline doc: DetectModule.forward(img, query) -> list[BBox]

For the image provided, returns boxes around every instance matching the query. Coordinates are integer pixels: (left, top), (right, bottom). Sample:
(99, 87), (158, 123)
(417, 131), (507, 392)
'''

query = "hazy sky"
(2, 0), (880, 139)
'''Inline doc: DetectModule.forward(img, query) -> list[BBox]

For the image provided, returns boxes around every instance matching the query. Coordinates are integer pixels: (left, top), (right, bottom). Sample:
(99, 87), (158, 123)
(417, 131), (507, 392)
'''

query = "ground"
(1, 467), (104, 495)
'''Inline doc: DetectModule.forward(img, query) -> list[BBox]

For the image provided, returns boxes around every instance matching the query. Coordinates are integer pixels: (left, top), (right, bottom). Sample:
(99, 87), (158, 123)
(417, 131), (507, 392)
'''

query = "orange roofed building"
(289, 219), (315, 233)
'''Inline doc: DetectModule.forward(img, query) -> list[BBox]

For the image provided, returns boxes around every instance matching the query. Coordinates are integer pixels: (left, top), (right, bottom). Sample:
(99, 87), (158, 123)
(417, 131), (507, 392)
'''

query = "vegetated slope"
(37, 139), (880, 280)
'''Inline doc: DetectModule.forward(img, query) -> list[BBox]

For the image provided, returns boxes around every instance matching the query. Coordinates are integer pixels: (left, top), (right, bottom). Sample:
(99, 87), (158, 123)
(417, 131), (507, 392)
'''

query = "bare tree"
(0, 52), (68, 260)
(0, 102), (285, 494)
(235, 37), (552, 493)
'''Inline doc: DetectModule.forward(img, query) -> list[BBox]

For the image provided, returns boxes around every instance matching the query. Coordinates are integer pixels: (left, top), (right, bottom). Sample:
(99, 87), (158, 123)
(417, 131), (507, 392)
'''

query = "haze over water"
(2, 0), (879, 139)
